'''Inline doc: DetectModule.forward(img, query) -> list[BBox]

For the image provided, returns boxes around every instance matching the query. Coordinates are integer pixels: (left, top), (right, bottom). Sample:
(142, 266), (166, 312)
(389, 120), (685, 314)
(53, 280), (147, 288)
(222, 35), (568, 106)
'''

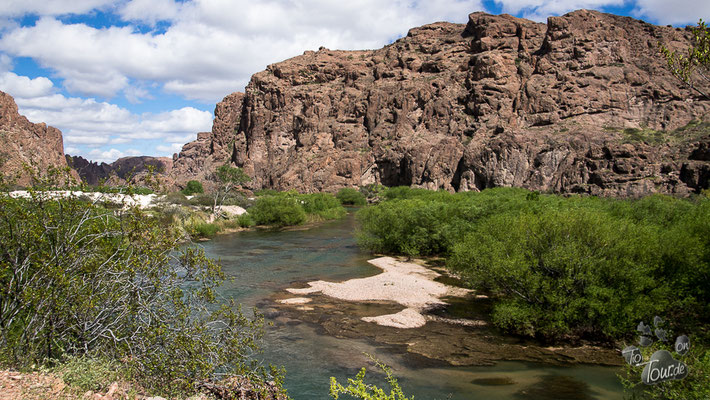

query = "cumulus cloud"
(0, 71), (54, 98)
(88, 148), (143, 163)
(0, 0), (484, 102)
(119, 0), (182, 25)
(0, 0), (115, 17)
(493, 0), (625, 22)
(633, 0), (710, 25)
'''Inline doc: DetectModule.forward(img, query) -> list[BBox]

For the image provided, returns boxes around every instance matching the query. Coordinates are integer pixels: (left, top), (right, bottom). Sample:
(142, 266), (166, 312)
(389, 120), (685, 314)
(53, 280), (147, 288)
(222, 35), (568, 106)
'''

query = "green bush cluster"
(336, 187), (367, 205)
(356, 187), (710, 343)
(248, 191), (346, 227)
(191, 222), (222, 238)
(182, 180), (204, 195)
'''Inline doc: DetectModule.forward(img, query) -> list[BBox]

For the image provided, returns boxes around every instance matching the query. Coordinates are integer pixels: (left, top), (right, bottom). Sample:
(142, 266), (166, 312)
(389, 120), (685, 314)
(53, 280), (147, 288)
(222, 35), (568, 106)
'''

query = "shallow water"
(201, 212), (624, 400)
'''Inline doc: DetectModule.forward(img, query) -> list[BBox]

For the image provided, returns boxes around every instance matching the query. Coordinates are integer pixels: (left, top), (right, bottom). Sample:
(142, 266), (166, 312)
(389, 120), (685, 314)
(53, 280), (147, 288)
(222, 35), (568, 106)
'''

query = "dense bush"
(249, 196), (307, 227)
(191, 222), (222, 238)
(247, 192), (346, 227)
(336, 187), (367, 205)
(237, 213), (255, 228)
(182, 180), (204, 195)
(0, 188), (279, 397)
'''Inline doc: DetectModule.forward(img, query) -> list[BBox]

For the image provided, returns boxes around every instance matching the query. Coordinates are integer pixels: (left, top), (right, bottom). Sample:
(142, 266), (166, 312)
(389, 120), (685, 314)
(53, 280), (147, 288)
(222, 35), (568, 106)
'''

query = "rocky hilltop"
(68, 155), (173, 186)
(0, 91), (78, 186)
(174, 9), (710, 196)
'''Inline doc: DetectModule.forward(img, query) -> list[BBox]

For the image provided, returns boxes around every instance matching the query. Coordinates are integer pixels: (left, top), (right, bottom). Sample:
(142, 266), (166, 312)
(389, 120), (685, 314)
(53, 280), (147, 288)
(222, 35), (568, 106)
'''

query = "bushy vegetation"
(191, 221), (222, 238)
(0, 178), (282, 397)
(248, 191), (346, 227)
(357, 187), (710, 343)
(249, 195), (307, 227)
(182, 179), (204, 195)
(329, 359), (412, 400)
(336, 187), (367, 206)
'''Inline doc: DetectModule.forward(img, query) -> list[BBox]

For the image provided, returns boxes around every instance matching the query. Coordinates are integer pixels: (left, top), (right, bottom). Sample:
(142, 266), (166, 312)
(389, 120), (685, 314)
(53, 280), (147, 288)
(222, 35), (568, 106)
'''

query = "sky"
(0, 0), (707, 163)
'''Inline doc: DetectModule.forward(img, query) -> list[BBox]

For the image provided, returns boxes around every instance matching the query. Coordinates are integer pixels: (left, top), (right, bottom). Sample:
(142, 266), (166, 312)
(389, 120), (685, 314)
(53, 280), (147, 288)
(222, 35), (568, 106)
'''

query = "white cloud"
(119, 0), (182, 25)
(494, 0), (625, 22)
(88, 148), (142, 163)
(0, 0), (484, 102)
(633, 0), (710, 25)
(0, 71), (54, 98)
(0, 0), (115, 17)
(156, 143), (184, 153)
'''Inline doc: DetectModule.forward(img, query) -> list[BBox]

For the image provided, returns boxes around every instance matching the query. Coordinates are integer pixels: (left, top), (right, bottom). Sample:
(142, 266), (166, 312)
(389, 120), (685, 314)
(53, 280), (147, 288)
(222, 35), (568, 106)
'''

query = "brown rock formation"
(173, 10), (710, 196)
(0, 91), (79, 186)
(68, 155), (173, 186)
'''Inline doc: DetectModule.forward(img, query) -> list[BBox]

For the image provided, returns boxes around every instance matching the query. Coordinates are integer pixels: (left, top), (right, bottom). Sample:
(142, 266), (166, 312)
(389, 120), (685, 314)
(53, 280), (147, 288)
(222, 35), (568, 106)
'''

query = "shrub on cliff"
(0, 177), (282, 397)
(336, 188), (366, 206)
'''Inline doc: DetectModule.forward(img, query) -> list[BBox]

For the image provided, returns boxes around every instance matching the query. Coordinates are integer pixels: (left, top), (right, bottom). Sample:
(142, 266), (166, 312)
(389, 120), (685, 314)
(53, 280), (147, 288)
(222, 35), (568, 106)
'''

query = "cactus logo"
(621, 316), (691, 385)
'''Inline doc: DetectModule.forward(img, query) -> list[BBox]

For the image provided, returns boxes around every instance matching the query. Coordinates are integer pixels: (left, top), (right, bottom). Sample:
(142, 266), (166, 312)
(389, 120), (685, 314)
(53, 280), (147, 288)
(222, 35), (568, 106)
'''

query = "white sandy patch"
(285, 256), (471, 329)
(9, 190), (158, 209)
(277, 297), (312, 305)
(362, 308), (427, 329)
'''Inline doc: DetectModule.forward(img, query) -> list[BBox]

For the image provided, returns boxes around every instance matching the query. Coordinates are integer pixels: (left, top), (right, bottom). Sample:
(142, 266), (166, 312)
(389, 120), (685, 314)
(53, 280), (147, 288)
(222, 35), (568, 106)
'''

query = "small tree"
(660, 19), (710, 99)
(212, 164), (250, 215)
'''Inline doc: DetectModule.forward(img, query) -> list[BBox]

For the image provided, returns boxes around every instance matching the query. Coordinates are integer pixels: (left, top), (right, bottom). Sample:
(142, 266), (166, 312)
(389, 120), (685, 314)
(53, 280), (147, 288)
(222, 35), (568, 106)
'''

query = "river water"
(201, 212), (624, 400)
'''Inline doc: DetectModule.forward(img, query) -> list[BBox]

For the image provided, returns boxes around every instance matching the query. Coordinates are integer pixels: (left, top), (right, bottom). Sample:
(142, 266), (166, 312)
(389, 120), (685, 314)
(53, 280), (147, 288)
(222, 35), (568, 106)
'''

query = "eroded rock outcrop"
(0, 91), (79, 186)
(68, 155), (173, 186)
(173, 10), (710, 196)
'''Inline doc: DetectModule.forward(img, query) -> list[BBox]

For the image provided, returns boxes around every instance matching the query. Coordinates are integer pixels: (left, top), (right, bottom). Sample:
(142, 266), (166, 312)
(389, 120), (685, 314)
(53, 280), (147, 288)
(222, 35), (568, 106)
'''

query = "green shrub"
(192, 222), (221, 238)
(336, 187), (367, 205)
(182, 180), (204, 195)
(249, 196), (307, 227)
(329, 359), (412, 400)
(0, 188), (273, 397)
(237, 213), (255, 228)
(299, 192), (342, 214)
(448, 207), (666, 339)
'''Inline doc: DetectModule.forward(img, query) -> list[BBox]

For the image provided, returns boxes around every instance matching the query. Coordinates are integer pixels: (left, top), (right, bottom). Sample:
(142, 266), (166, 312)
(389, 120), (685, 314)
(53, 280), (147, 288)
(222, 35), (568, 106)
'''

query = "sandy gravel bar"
(285, 256), (470, 328)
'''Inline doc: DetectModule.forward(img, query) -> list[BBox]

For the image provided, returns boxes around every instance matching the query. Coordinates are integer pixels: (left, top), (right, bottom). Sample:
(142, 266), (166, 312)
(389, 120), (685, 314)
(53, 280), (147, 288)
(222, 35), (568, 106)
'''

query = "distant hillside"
(67, 155), (173, 186)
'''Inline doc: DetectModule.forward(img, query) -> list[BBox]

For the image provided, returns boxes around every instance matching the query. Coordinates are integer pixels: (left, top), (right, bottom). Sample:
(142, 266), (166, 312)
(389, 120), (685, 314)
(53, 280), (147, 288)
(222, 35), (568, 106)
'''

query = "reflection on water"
(201, 213), (624, 400)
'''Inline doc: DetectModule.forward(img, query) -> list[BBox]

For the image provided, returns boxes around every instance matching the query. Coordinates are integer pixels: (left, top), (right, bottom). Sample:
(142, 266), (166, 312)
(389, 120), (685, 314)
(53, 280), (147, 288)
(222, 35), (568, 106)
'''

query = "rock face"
(173, 10), (710, 196)
(68, 155), (173, 186)
(0, 91), (79, 186)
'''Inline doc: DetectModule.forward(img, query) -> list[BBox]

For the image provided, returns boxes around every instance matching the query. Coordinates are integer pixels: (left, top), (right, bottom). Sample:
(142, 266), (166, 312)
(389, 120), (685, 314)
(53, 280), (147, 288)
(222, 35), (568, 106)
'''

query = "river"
(201, 211), (624, 399)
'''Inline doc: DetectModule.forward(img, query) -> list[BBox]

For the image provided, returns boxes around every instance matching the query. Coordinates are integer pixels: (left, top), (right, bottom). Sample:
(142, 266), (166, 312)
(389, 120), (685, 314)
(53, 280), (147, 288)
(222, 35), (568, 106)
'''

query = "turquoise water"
(201, 212), (624, 400)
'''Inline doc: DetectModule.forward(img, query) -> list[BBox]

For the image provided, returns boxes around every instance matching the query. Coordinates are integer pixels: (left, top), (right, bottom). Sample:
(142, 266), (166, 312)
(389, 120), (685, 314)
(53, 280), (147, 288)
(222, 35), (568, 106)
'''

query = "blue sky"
(0, 0), (706, 163)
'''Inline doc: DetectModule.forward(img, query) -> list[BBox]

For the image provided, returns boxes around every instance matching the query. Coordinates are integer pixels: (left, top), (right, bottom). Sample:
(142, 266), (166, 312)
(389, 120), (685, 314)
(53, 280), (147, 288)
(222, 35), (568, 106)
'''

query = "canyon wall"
(172, 10), (710, 196)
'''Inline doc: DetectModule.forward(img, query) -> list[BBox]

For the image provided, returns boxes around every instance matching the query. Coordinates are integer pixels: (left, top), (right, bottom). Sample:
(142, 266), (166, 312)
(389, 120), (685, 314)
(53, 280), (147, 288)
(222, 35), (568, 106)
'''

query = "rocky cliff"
(68, 155), (173, 186)
(172, 10), (710, 196)
(0, 91), (79, 186)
